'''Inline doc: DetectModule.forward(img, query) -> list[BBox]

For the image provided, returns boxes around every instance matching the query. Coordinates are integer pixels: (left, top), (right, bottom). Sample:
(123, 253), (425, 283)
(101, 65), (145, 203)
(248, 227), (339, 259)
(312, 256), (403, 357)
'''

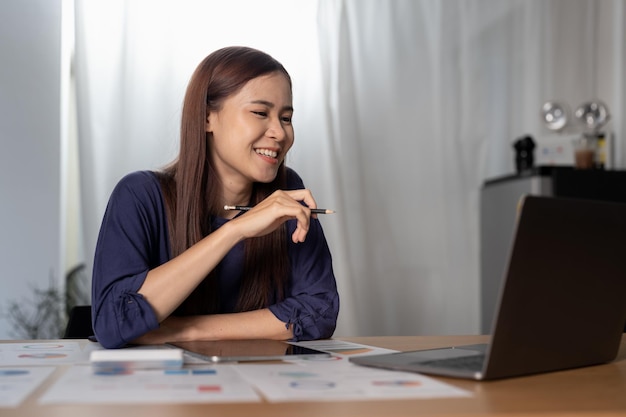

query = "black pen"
(224, 205), (335, 214)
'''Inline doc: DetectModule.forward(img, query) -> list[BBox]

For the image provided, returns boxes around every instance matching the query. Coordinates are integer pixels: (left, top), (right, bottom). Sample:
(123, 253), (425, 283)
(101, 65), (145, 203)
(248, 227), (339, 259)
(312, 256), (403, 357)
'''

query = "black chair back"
(63, 305), (93, 339)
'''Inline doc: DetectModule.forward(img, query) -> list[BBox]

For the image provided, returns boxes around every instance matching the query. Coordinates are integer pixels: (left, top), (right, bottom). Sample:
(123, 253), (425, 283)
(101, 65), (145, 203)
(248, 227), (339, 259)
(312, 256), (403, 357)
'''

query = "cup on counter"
(573, 136), (596, 169)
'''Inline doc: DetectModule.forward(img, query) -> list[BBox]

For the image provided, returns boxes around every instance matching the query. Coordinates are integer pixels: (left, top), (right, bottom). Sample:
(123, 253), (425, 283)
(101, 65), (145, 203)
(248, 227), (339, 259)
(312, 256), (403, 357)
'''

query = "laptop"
(350, 195), (626, 380)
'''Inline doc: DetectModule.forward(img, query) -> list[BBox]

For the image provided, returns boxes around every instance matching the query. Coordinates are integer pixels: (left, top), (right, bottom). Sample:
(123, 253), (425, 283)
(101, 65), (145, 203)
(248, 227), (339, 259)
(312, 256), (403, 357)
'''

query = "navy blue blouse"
(91, 169), (339, 348)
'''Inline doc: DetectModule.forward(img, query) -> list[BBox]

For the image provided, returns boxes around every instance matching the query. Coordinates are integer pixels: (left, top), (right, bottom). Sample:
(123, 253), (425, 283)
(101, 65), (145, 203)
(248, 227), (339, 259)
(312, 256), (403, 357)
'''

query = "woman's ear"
(205, 113), (212, 133)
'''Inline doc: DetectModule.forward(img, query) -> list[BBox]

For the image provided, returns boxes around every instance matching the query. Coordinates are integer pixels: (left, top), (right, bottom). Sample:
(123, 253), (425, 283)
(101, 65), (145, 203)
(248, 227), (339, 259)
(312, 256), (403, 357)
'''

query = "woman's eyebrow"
(250, 100), (293, 112)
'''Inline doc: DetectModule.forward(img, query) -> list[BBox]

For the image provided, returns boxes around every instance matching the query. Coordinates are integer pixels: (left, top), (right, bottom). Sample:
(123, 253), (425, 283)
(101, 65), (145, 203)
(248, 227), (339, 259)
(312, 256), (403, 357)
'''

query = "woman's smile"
(254, 147), (280, 163)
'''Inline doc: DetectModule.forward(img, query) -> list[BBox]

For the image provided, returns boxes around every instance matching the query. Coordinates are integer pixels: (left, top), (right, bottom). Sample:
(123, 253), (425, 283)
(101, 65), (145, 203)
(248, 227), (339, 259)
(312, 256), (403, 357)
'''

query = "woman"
(91, 46), (339, 349)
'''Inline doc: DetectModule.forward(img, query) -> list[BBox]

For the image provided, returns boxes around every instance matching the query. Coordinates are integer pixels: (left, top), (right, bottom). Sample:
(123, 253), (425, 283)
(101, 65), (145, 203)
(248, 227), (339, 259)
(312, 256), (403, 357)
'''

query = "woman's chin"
(252, 170), (280, 184)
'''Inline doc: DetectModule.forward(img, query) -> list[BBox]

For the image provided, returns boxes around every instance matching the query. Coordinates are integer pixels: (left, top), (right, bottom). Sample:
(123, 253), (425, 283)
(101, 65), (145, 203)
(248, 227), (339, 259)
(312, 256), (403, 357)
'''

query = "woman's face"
(206, 71), (294, 188)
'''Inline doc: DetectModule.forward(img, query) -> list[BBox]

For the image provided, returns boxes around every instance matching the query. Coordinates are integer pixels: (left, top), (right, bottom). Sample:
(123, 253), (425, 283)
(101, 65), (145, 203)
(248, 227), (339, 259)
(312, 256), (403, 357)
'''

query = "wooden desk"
(3, 335), (626, 417)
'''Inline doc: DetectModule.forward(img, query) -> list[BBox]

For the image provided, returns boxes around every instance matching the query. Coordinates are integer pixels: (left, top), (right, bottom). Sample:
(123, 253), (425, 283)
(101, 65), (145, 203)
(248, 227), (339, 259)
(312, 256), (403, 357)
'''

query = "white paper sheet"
(0, 341), (96, 366)
(38, 364), (261, 404)
(237, 340), (472, 402)
(235, 361), (471, 402)
(0, 366), (56, 407)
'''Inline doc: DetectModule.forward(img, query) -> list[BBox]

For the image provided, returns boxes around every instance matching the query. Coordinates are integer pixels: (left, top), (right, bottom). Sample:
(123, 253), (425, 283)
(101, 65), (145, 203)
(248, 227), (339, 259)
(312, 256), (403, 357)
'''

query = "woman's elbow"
(92, 293), (160, 348)
(92, 316), (127, 349)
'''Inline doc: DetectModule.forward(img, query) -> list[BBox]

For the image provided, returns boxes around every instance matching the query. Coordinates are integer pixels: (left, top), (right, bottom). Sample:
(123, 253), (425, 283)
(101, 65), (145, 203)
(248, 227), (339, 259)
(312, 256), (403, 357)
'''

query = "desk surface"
(2, 334), (625, 417)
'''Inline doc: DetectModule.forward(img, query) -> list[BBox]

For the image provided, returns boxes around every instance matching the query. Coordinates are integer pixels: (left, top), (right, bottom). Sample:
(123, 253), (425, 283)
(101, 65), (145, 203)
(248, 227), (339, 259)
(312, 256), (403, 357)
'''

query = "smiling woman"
(73, 0), (324, 310)
(90, 46), (339, 349)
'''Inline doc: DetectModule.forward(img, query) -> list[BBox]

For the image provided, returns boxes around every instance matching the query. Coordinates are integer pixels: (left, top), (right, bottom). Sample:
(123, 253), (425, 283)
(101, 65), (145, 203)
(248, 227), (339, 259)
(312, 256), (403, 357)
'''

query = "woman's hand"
(231, 189), (318, 243)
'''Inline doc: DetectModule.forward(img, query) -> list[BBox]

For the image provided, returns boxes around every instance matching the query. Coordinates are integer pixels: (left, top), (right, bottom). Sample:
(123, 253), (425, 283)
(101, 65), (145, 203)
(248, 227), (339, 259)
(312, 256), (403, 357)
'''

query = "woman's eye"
(281, 116), (292, 124)
(252, 111), (267, 117)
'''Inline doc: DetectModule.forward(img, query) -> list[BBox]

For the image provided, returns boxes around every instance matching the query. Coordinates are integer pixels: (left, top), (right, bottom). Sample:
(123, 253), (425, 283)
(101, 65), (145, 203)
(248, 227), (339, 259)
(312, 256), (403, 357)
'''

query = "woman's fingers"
(273, 190), (317, 242)
(284, 189), (318, 212)
(233, 189), (318, 242)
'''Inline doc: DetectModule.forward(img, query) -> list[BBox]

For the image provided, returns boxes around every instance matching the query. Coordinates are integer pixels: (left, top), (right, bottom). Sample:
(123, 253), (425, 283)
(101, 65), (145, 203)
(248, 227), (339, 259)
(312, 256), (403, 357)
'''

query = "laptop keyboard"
(418, 354), (486, 371)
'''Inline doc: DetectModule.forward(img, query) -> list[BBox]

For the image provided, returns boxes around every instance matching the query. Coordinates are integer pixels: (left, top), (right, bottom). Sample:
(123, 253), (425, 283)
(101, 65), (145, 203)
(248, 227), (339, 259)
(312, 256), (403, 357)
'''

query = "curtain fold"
(318, 0), (483, 335)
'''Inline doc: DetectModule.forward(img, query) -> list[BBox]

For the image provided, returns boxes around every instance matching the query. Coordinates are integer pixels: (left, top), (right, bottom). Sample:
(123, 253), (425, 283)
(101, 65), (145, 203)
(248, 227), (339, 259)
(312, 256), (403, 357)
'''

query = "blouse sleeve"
(268, 217), (340, 340)
(268, 168), (340, 340)
(91, 171), (168, 348)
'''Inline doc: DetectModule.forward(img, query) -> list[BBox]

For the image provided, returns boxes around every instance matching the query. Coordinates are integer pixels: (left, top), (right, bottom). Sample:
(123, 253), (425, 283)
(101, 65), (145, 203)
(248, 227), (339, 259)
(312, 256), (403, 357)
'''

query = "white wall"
(0, 0), (63, 338)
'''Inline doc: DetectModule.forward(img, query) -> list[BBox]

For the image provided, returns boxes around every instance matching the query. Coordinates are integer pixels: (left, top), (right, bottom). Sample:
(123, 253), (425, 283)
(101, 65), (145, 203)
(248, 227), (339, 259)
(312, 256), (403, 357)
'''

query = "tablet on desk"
(166, 339), (331, 363)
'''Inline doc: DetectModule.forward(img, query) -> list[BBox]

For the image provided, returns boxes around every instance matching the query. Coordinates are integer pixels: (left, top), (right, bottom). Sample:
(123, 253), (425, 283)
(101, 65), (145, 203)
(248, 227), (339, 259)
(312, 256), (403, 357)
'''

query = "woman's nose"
(267, 118), (287, 141)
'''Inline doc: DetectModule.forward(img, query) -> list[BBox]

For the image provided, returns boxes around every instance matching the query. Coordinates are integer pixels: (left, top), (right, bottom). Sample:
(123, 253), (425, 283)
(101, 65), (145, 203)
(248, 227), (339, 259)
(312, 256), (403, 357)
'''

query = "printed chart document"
(0, 341), (94, 366)
(235, 340), (472, 402)
(235, 358), (471, 402)
(0, 366), (56, 408)
(38, 365), (261, 404)
(0, 341), (98, 407)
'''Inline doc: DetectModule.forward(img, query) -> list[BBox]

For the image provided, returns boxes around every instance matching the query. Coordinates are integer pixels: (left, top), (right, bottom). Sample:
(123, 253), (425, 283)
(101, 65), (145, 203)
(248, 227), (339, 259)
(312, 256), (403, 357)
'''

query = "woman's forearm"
(137, 221), (244, 321)
(132, 308), (293, 345)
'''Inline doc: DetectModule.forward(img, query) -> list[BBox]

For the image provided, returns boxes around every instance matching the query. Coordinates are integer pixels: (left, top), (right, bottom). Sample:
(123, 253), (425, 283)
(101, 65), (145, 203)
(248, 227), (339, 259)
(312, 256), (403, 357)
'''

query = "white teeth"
(256, 149), (278, 158)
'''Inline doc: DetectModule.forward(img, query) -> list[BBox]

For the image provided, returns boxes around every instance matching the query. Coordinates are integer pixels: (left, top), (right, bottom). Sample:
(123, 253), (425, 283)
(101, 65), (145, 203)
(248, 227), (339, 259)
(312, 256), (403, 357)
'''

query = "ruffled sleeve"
(268, 169), (340, 340)
(268, 217), (339, 340)
(91, 171), (169, 348)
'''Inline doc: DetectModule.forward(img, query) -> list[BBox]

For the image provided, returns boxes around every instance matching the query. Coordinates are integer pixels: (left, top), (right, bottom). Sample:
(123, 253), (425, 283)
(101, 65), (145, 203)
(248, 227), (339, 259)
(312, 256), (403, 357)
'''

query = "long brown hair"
(157, 46), (292, 315)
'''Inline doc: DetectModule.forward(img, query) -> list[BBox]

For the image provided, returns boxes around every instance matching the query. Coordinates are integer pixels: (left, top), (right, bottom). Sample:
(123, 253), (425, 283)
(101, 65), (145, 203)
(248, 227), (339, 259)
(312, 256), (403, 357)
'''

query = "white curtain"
(74, 0), (624, 337)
